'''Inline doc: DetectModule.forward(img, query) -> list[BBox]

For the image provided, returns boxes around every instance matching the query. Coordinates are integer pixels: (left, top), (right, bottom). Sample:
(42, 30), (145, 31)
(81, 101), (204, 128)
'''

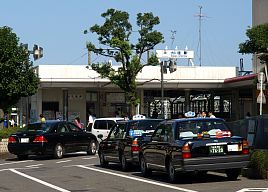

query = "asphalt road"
(0, 153), (267, 192)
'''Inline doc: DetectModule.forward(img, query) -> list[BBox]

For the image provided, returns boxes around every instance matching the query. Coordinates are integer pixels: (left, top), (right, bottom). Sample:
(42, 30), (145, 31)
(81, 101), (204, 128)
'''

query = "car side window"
(163, 125), (173, 142)
(68, 123), (82, 132)
(57, 123), (69, 133)
(107, 120), (116, 130)
(109, 124), (126, 139)
(94, 120), (107, 130)
(152, 125), (164, 141)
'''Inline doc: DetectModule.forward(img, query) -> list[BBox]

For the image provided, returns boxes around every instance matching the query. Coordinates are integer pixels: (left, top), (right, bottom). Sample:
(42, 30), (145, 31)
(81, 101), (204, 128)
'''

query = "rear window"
(26, 123), (55, 132)
(128, 120), (162, 137)
(176, 119), (229, 139)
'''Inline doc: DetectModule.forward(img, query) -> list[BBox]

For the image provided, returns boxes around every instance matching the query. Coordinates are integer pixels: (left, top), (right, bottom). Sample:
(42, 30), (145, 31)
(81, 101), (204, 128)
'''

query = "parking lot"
(0, 153), (267, 192)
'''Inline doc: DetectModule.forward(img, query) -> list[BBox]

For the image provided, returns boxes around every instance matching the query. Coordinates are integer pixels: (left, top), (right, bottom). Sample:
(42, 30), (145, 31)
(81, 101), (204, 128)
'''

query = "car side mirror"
(97, 134), (104, 140)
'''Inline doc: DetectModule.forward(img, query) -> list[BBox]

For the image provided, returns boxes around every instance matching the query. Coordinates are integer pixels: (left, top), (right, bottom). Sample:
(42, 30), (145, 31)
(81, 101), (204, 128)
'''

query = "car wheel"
(99, 151), (108, 168)
(54, 143), (64, 159)
(168, 160), (177, 183)
(87, 140), (97, 155)
(226, 168), (241, 180)
(120, 154), (130, 171)
(17, 155), (28, 160)
(140, 155), (151, 177)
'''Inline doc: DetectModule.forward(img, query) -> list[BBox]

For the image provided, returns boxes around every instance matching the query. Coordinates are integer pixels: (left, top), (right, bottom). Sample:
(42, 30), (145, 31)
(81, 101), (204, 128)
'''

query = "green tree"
(0, 26), (39, 112)
(239, 23), (268, 65)
(84, 9), (164, 111)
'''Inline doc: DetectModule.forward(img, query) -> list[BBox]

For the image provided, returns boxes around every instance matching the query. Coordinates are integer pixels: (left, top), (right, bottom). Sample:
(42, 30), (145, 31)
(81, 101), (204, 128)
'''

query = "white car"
(91, 117), (124, 142)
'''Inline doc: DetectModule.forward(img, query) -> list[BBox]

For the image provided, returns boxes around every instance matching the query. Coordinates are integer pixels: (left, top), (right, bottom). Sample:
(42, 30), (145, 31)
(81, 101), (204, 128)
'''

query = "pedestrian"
(245, 112), (251, 119)
(9, 118), (15, 127)
(74, 117), (82, 129)
(152, 110), (158, 119)
(201, 111), (207, 118)
(115, 111), (120, 117)
(208, 111), (216, 118)
(40, 114), (46, 123)
(87, 111), (94, 132)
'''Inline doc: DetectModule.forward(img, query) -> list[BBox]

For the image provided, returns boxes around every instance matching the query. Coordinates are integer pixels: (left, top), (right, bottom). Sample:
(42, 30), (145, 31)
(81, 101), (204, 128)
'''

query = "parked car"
(8, 120), (98, 160)
(98, 119), (164, 171)
(139, 118), (250, 183)
(91, 117), (124, 143)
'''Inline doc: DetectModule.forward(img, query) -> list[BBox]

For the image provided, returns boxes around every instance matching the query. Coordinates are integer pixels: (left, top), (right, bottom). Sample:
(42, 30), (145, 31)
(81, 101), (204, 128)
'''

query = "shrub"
(248, 150), (268, 178)
(0, 127), (21, 140)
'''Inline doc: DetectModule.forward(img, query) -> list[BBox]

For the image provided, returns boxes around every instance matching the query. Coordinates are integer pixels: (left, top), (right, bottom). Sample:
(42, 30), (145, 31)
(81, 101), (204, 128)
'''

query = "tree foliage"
(239, 23), (268, 65)
(85, 9), (164, 107)
(0, 26), (39, 112)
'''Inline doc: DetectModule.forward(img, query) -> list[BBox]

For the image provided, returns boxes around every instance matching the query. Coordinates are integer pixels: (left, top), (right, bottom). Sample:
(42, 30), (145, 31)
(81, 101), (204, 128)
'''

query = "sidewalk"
(0, 152), (15, 160)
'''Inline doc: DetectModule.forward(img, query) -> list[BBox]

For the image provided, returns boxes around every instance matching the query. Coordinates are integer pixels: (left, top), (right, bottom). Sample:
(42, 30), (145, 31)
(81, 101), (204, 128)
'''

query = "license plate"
(20, 138), (29, 143)
(209, 145), (224, 154)
(227, 144), (242, 152)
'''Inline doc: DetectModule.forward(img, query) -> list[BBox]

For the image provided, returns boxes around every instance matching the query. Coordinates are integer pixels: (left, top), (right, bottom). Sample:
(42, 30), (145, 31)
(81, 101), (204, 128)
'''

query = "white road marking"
(237, 188), (268, 192)
(0, 160), (33, 166)
(56, 160), (72, 164)
(9, 169), (71, 192)
(82, 157), (97, 160)
(25, 164), (43, 168)
(76, 165), (198, 192)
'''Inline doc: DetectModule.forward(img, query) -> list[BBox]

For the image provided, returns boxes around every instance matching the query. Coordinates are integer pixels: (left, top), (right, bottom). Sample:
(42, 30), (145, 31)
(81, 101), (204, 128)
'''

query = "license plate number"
(20, 138), (29, 143)
(209, 145), (224, 154)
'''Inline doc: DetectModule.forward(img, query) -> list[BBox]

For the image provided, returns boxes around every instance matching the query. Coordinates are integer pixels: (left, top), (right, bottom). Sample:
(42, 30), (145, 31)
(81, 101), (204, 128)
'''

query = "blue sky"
(0, 0), (252, 70)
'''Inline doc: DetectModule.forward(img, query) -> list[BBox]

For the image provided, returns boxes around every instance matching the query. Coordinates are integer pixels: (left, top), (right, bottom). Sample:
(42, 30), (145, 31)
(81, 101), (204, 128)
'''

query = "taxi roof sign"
(132, 114), (146, 120)
(184, 111), (195, 118)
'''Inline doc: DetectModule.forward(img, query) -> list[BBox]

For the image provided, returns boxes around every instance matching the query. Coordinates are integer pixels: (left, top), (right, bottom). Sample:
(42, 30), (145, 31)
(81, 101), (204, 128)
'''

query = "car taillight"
(33, 136), (48, 143)
(182, 143), (191, 159)
(8, 136), (17, 143)
(131, 140), (140, 152)
(242, 140), (249, 154)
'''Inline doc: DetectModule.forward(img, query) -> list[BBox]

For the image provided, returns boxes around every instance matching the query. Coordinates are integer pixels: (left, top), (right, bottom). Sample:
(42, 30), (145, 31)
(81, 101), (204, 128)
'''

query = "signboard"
(156, 49), (194, 59)
(257, 92), (266, 104)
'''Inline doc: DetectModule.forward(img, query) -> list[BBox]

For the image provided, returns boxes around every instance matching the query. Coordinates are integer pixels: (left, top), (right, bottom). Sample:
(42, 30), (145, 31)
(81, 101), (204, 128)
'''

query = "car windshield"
(26, 122), (55, 132)
(128, 120), (162, 137)
(176, 119), (229, 139)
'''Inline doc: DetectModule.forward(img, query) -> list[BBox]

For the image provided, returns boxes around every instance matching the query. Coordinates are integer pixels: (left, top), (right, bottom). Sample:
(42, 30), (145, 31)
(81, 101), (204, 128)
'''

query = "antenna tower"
(170, 30), (177, 49)
(196, 5), (205, 66)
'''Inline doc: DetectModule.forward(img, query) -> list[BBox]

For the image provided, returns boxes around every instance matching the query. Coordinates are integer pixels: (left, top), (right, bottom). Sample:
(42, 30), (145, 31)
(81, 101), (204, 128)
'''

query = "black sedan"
(139, 118), (250, 183)
(8, 120), (98, 160)
(98, 119), (163, 170)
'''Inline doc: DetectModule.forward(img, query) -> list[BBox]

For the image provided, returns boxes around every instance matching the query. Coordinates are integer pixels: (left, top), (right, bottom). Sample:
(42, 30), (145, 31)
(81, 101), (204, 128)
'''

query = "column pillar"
(184, 89), (191, 112)
(231, 89), (240, 120)
(63, 89), (68, 121)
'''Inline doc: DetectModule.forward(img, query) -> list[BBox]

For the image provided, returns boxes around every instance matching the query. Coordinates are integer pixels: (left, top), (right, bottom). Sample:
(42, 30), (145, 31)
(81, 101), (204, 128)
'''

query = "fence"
(227, 115), (268, 149)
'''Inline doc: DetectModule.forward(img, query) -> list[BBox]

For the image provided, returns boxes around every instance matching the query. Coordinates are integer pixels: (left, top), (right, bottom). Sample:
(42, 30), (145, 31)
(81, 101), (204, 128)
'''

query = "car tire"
(120, 154), (130, 171)
(168, 160), (177, 183)
(54, 143), (64, 159)
(99, 151), (108, 168)
(226, 168), (241, 180)
(17, 155), (28, 160)
(87, 140), (97, 155)
(140, 155), (151, 177)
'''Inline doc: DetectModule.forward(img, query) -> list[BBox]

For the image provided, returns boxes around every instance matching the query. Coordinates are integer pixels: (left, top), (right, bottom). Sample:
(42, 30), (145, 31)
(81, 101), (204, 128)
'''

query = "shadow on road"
(92, 163), (240, 184)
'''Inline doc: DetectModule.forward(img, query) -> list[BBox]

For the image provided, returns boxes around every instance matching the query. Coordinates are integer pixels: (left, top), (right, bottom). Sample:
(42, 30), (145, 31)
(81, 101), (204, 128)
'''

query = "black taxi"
(139, 117), (250, 183)
(98, 119), (163, 171)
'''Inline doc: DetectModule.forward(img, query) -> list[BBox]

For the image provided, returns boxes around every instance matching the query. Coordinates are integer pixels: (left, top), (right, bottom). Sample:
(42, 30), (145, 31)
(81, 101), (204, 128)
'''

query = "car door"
(102, 125), (121, 162)
(144, 126), (165, 170)
(156, 124), (173, 168)
(55, 122), (73, 152)
(109, 123), (127, 161)
(66, 122), (84, 151)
